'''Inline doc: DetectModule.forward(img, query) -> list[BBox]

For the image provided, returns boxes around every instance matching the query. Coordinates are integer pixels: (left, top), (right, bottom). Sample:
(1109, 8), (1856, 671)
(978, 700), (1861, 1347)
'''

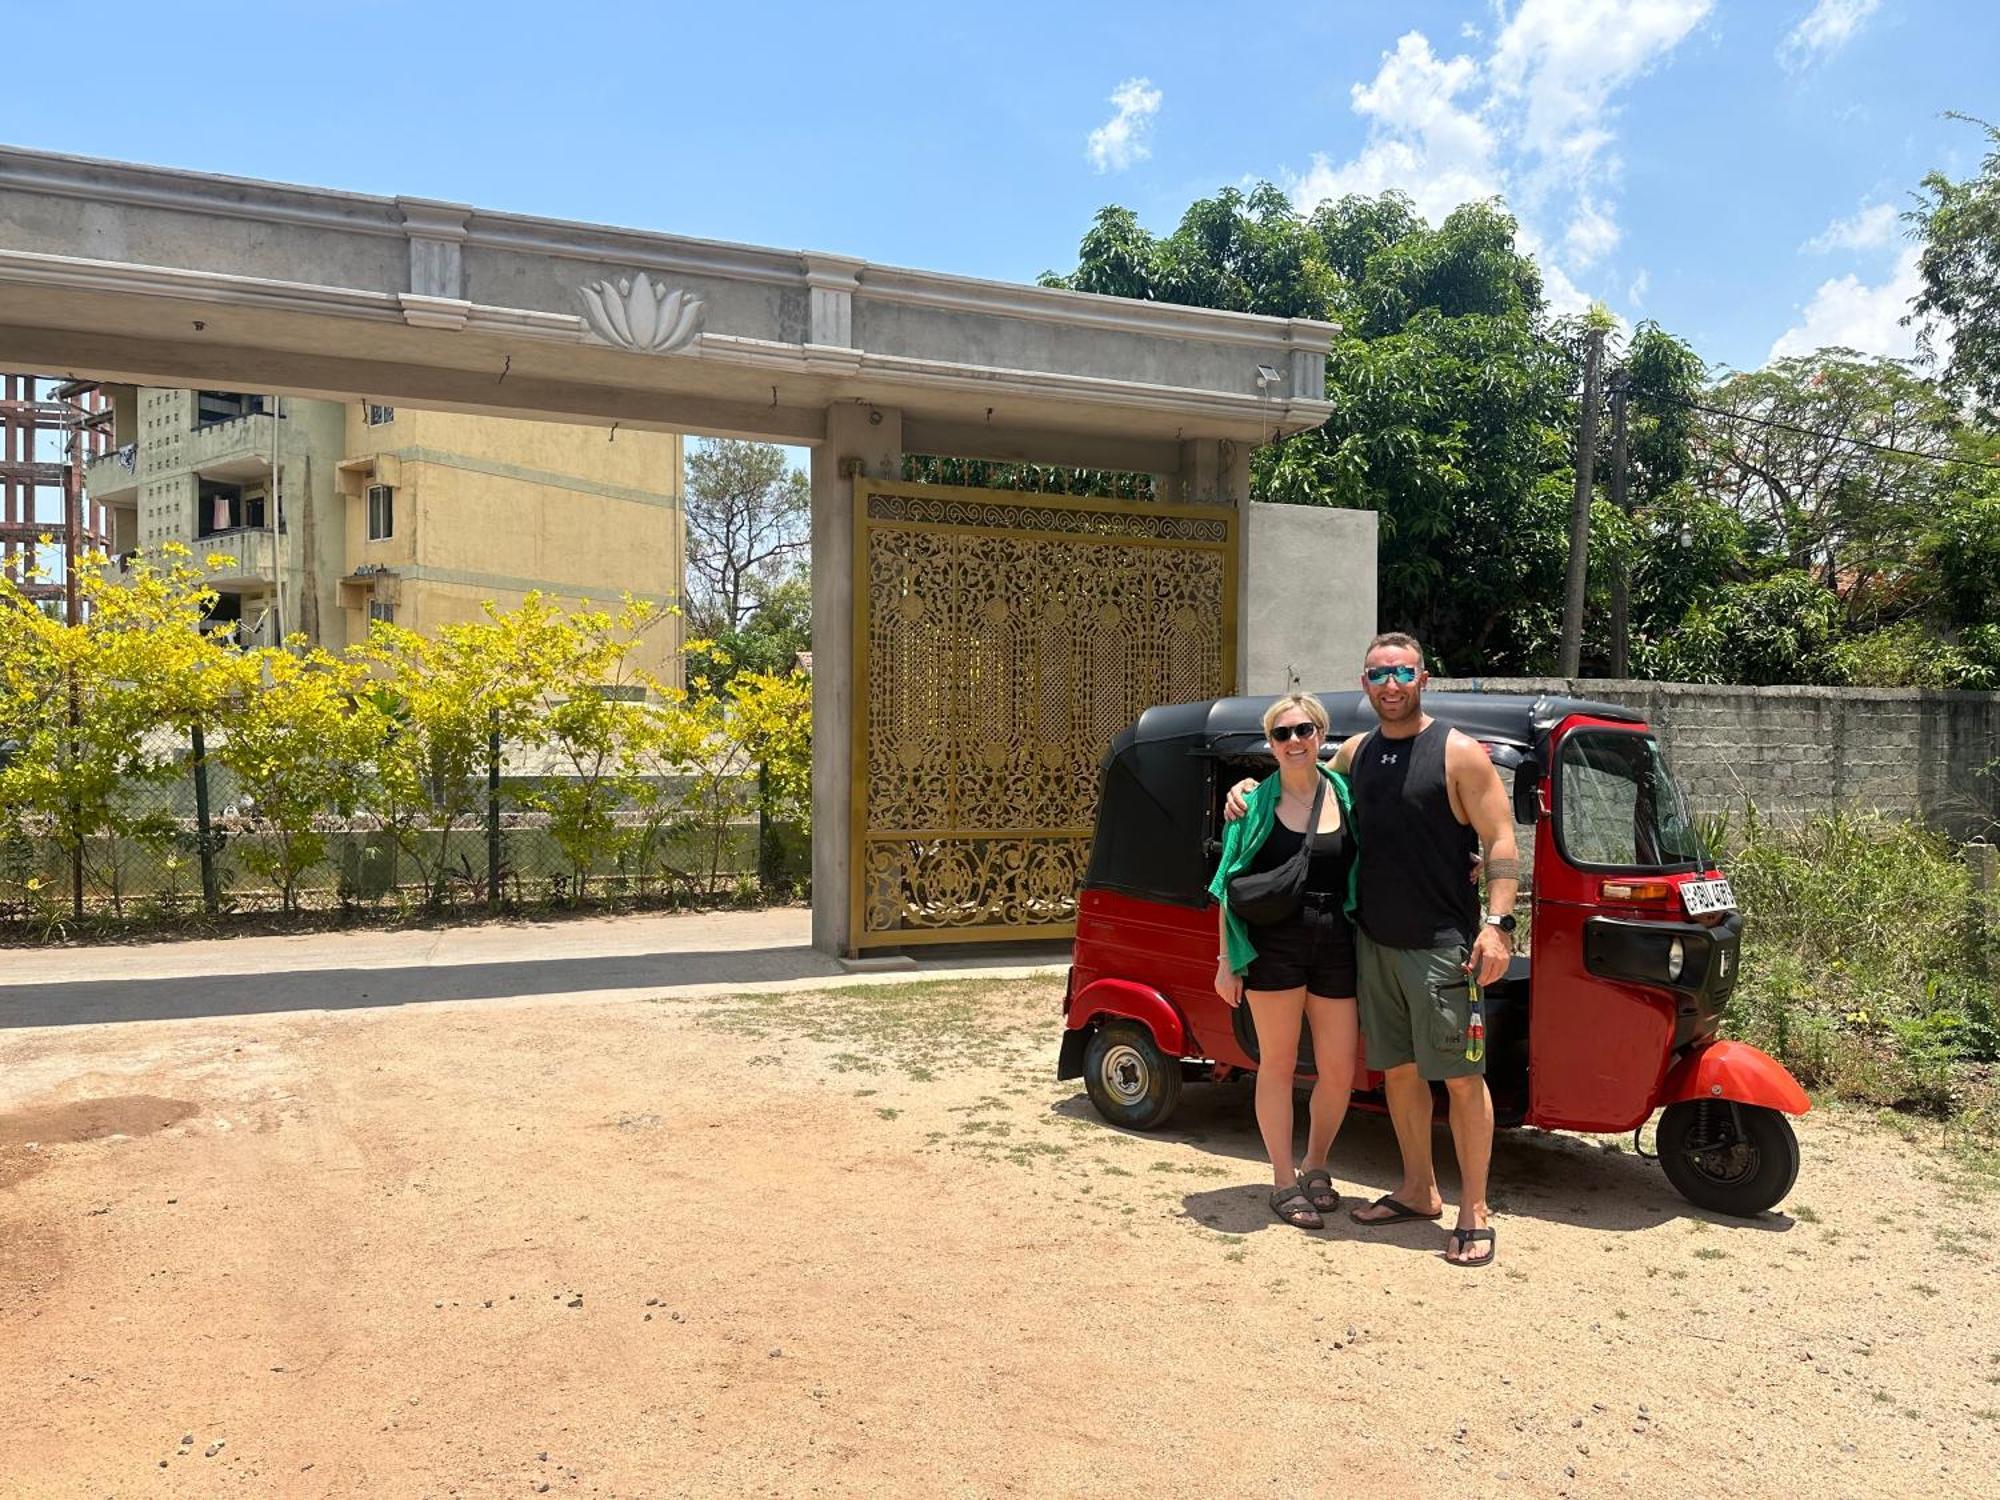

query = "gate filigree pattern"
(852, 479), (1236, 946)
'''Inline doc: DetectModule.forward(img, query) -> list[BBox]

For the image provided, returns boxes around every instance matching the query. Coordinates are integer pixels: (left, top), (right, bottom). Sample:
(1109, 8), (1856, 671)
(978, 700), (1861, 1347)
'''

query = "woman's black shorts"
(1243, 895), (1357, 997)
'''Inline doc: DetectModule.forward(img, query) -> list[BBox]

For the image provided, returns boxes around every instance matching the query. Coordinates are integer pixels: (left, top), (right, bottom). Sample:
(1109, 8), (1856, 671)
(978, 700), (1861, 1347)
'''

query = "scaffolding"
(1, 372), (110, 622)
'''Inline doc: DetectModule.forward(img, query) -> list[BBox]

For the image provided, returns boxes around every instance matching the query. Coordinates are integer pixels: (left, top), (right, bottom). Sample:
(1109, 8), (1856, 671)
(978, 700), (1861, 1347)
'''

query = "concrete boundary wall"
(1429, 677), (2000, 839)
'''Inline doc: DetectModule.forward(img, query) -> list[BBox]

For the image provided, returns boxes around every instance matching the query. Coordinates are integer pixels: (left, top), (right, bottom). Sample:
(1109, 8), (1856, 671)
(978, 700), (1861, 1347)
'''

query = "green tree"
(683, 440), (810, 640)
(1695, 351), (1961, 626)
(1657, 570), (1847, 685)
(509, 595), (663, 897)
(681, 571), (812, 692)
(0, 545), (241, 916)
(1908, 115), (2000, 427)
(1050, 186), (1585, 671)
(219, 646), (372, 912)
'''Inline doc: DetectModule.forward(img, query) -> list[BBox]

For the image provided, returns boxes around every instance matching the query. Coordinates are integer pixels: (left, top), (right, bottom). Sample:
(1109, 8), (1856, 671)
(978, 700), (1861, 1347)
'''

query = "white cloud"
(1768, 246), (1923, 361)
(1488, 0), (1712, 170)
(1086, 78), (1162, 173)
(1289, 32), (1501, 228)
(1537, 255), (1598, 320)
(1802, 201), (1900, 253)
(1286, 4), (1710, 315)
(1565, 196), (1622, 266)
(1627, 268), (1651, 307)
(1779, 0), (1883, 72)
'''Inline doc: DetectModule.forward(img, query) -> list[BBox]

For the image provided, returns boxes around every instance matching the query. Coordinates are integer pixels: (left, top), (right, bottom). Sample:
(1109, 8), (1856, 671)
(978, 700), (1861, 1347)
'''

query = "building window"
(199, 481), (268, 535)
(367, 484), (394, 541)
(368, 599), (395, 625)
(363, 403), (395, 426)
(193, 391), (267, 429)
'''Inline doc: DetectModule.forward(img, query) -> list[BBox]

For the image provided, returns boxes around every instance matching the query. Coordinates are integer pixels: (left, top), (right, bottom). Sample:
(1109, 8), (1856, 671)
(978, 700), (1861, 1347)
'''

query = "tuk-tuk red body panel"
(1659, 1039), (1811, 1115)
(1067, 971), (1190, 1059)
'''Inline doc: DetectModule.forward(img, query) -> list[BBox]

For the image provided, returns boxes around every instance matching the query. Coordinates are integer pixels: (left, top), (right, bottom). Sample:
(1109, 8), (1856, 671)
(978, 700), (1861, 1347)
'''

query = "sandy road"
(1, 975), (1995, 1498)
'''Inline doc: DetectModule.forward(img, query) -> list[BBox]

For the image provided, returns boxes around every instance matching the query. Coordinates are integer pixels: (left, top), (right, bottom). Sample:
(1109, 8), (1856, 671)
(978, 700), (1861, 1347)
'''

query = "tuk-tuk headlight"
(1666, 937), (1685, 982)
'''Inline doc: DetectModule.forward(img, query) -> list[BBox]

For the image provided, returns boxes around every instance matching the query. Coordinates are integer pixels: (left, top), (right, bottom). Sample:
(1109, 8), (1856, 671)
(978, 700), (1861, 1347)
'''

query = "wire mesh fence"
(0, 737), (806, 937)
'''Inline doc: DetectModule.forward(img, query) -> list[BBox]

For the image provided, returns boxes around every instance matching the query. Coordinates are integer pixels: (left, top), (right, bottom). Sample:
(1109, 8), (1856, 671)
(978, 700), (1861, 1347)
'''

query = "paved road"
(0, 908), (1067, 1029)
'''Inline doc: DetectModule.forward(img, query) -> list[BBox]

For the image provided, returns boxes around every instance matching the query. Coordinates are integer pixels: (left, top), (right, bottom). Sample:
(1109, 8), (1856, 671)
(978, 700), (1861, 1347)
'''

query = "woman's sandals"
(1297, 1168), (1341, 1213)
(1269, 1185), (1323, 1229)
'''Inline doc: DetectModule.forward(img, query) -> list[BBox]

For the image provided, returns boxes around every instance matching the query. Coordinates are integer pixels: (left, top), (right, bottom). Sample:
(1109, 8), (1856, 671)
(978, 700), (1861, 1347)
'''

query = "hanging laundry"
(213, 493), (232, 531)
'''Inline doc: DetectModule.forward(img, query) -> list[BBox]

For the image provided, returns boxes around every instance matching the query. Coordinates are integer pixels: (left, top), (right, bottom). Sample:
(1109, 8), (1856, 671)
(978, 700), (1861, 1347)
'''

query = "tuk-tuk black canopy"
(1083, 690), (1642, 909)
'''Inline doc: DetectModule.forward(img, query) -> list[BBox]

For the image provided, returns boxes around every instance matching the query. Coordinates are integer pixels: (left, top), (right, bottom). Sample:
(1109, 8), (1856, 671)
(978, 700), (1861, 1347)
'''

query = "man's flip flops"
(1447, 1225), (1497, 1267)
(1349, 1195), (1444, 1226)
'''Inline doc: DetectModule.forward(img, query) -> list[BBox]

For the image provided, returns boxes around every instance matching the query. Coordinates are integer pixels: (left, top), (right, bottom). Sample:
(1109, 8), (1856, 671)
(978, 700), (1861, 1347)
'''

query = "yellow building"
(83, 389), (682, 685)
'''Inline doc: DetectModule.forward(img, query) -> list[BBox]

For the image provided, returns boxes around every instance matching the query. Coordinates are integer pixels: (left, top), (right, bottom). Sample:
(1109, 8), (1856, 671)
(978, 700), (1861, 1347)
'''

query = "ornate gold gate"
(851, 478), (1237, 948)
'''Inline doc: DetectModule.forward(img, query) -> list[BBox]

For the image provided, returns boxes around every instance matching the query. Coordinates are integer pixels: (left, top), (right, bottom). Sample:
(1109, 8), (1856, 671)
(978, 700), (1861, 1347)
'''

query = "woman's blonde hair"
(1261, 692), (1330, 739)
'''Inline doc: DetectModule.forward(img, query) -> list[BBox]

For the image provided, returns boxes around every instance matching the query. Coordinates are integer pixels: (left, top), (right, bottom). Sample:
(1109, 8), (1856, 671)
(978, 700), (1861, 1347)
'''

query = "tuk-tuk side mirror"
(1512, 756), (1542, 825)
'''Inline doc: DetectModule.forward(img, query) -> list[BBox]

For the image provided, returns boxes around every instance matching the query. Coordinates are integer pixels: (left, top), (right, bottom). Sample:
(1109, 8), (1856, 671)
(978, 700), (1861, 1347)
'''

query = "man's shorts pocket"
(1429, 981), (1471, 1052)
(1428, 947), (1473, 1053)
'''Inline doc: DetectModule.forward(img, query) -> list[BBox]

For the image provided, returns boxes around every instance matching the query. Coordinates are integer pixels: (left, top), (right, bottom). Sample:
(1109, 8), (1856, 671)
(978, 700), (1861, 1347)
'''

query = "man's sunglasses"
(1365, 665), (1420, 686)
(1268, 721), (1320, 744)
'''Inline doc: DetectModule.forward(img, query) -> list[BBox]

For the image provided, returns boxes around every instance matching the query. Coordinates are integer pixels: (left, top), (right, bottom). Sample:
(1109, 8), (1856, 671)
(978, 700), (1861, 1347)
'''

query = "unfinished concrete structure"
(1, 372), (108, 618)
(0, 146), (1369, 953)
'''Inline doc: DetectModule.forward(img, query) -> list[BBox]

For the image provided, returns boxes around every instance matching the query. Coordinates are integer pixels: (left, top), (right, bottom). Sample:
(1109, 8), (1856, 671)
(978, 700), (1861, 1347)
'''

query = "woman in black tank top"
(1208, 693), (1362, 1231)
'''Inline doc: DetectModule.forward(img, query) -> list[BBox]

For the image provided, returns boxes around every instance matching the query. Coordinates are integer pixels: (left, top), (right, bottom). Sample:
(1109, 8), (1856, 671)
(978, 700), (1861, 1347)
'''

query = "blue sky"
(3, 1), (1994, 376)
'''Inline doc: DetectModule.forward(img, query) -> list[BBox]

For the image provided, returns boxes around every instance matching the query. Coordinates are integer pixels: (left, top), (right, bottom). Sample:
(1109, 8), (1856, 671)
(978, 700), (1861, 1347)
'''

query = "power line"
(1643, 388), (2000, 473)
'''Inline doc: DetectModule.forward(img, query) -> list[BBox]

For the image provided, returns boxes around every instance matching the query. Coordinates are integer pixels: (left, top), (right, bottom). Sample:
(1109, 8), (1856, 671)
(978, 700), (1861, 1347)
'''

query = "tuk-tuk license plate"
(1680, 877), (1737, 915)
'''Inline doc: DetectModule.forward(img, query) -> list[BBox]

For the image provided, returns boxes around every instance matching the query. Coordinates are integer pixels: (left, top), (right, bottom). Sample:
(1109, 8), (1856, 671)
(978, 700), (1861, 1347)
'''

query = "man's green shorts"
(1355, 931), (1484, 1080)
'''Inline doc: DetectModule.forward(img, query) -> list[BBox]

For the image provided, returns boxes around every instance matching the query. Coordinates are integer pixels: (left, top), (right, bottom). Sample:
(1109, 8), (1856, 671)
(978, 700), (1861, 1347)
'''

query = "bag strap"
(1300, 772), (1329, 857)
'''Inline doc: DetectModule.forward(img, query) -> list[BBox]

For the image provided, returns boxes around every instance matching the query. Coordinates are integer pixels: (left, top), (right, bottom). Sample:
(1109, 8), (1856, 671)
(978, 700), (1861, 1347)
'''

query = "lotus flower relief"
(576, 272), (707, 354)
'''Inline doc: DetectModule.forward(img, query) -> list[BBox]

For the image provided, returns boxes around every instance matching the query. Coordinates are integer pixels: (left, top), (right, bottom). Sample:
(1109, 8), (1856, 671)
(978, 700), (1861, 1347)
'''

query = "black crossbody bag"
(1226, 774), (1327, 927)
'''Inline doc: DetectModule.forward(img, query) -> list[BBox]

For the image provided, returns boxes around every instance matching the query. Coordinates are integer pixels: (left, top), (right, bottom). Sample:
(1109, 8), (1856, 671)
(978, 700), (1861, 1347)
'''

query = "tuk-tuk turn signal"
(1600, 879), (1674, 903)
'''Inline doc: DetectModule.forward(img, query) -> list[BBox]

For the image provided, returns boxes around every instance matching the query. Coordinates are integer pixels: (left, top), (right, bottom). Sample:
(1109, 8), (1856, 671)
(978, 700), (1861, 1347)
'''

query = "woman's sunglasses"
(1364, 665), (1420, 686)
(1269, 722), (1320, 743)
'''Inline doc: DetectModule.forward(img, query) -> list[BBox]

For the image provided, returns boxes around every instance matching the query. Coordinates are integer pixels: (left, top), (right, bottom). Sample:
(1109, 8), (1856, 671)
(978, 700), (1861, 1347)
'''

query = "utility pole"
(1607, 369), (1632, 679)
(1559, 326), (1606, 678)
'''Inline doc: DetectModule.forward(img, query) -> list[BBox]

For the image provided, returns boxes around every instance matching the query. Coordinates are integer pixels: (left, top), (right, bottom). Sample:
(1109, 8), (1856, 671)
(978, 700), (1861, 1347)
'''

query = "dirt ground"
(2, 976), (1996, 1499)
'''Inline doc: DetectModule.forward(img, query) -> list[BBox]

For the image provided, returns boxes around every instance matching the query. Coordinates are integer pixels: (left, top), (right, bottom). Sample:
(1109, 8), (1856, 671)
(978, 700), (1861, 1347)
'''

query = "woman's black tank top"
(1248, 816), (1352, 899)
(1349, 720), (1479, 948)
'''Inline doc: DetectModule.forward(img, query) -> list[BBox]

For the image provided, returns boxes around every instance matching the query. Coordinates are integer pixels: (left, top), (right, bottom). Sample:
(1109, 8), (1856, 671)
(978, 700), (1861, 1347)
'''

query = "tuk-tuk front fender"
(1659, 1040), (1810, 1116)
(1066, 978), (1187, 1058)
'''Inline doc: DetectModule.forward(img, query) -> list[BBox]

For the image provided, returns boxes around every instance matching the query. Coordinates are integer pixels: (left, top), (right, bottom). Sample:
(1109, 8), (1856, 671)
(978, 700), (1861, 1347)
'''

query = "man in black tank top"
(1227, 632), (1519, 1265)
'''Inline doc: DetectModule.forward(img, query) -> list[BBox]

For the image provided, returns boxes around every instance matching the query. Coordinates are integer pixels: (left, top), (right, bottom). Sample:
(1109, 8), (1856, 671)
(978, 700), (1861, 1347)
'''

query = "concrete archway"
(0, 147), (1352, 953)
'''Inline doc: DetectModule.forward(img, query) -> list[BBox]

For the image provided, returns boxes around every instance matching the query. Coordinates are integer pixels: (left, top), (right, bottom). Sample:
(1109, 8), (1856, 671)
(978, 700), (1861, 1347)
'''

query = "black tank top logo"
(1350, 720), (1480, 949)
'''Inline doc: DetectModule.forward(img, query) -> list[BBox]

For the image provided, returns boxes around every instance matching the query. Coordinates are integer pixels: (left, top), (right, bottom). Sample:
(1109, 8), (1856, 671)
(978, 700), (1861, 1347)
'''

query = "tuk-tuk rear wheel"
(1657, 1100), (1800, 1218)
(1082, 1021), (1183, 1131)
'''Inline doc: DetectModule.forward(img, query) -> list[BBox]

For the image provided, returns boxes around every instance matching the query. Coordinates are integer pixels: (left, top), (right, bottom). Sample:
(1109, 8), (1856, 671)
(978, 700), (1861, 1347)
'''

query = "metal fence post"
(757, 759), (773, 893)
(67, 668), (84, 919)
(191, 719), (220, 916)
(487, 712), (502, 913)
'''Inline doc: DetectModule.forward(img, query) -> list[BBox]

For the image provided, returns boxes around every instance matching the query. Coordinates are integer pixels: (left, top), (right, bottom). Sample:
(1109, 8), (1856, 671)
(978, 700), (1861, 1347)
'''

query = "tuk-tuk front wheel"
(1082, 1021), (1183, 1131)
(1657, 1099), (1800, 1217)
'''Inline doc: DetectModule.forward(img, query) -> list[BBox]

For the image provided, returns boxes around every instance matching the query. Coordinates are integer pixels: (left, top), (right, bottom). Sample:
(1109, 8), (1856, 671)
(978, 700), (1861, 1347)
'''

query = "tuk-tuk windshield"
(1557, 729), (1708, 873)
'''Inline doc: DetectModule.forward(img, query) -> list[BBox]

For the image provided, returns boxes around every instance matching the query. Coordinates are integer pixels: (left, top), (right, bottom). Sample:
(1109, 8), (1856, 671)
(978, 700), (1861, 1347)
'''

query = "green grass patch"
(1715, 810), (1999, 1128)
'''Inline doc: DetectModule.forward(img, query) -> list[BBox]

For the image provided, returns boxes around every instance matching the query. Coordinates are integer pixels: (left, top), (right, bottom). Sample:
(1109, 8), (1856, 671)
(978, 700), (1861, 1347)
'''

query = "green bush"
(1718, 808), (1998, 1118)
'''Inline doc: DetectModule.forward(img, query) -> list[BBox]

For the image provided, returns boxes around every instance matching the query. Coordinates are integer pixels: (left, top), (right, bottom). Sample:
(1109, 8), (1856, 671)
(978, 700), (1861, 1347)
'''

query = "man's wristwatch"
(1482, 912), (1517, 934)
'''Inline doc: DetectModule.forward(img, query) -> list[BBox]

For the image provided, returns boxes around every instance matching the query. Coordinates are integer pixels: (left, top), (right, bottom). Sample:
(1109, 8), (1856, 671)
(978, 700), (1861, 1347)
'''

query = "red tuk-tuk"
(1059, 691), (1810, 1217)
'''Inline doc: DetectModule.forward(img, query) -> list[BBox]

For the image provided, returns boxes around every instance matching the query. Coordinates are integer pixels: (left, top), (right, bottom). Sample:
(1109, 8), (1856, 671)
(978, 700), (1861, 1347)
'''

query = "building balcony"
(196, 526), (276, 588)
(188, 411), (275, 482)
(84, 442), (140, 503)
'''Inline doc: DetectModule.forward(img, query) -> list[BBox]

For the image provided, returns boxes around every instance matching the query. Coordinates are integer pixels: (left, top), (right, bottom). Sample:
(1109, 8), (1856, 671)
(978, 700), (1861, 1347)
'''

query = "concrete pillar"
(809, 403), (903, 956)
